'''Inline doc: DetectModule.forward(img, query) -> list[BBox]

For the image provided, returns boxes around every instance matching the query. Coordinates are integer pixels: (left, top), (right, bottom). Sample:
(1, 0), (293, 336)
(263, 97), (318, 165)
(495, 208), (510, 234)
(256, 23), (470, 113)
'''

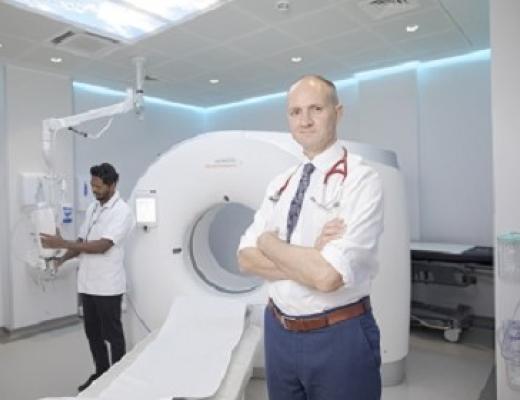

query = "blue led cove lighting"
(419, 49), (490, 70)
(73, 82), (126, 98)
(355, 61), (420, 81)
(144, 96), (205, 113)
(205, 91), (287, 113)
(74, 48), (490, 112)
(73, 82), (205, 113)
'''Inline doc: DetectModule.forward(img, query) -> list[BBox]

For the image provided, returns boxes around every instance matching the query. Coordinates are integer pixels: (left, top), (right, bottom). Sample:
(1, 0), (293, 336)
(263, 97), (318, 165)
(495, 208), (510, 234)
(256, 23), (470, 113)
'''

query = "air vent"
(357, 0), (419, 20)
(49, 30), (122, 58)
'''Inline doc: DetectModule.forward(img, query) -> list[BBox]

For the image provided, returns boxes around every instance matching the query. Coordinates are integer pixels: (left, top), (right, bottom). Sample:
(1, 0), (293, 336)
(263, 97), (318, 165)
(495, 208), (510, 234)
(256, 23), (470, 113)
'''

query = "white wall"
(4, 66), (77, 329)
(207, 95), (288, 133)
(0, 65), (7, 327)
(419, 59), (493, 245)
(356, 70), (421, 239)
(491, 1), (520, 398)
(73, 90), (206, 200)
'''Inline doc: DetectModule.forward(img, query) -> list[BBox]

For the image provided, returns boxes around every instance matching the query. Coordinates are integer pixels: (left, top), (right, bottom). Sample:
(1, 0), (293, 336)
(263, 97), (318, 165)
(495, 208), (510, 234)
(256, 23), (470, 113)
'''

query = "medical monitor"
(135, 191), (157, 228)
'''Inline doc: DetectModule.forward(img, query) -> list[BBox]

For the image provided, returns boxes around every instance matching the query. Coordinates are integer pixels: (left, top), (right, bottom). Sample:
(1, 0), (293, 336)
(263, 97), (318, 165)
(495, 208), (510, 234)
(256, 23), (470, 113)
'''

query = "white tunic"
(78, 191), (135, 295)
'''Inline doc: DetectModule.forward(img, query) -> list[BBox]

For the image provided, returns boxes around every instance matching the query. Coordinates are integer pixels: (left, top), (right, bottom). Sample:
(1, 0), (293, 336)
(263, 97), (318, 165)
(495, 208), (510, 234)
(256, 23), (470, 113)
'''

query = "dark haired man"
(41, 162), (135, 392)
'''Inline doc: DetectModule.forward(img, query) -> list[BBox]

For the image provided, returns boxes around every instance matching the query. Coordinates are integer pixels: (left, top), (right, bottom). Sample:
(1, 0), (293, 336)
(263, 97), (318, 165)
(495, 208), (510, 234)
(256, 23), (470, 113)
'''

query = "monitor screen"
(136, 196), (157, 226)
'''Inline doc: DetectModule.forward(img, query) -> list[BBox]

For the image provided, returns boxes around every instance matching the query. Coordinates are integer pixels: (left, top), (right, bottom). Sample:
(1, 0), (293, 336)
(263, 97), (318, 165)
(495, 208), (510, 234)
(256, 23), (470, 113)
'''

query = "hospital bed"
(410, 242), (493, 342)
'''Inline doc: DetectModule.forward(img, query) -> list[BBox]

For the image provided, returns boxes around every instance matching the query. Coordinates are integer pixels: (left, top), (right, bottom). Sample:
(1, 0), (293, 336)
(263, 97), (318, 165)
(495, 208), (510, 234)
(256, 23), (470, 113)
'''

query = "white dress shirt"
(78, 191), (135, 295)
(239, 141), (384, 316)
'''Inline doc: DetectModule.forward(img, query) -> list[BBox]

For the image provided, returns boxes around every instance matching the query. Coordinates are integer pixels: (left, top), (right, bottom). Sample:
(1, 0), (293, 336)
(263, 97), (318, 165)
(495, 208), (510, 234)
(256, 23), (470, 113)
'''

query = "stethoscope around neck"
(268, 147), (348, 211)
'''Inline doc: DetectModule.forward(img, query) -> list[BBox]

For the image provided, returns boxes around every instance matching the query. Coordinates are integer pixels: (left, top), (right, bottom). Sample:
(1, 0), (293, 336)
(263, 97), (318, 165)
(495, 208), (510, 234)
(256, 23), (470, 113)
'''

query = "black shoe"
(78, 373), (100, 392)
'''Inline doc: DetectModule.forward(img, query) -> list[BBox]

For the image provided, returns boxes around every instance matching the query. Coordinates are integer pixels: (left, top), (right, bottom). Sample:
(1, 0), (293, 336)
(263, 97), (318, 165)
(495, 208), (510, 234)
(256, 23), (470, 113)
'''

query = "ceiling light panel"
(121, 0), (230, 24)
(5, 0), (230, 42)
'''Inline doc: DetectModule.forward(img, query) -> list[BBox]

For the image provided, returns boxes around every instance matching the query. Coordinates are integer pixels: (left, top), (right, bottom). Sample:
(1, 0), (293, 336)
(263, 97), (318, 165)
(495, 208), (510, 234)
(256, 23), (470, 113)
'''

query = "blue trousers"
(264, 304), (381, 400)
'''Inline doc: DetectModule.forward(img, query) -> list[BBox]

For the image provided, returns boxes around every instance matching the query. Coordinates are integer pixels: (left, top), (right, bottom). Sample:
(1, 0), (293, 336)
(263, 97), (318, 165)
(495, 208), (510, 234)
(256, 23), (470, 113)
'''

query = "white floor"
(0, 322), (495, 400)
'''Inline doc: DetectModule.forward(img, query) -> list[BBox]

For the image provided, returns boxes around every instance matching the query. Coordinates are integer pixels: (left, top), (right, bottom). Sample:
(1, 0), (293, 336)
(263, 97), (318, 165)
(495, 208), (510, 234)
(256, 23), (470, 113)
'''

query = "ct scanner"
(122, 130), (410, 387)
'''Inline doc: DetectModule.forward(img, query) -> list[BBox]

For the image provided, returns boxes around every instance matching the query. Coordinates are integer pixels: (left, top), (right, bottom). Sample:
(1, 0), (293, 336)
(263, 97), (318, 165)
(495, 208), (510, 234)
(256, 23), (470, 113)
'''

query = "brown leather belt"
(268, 297), (371, 332)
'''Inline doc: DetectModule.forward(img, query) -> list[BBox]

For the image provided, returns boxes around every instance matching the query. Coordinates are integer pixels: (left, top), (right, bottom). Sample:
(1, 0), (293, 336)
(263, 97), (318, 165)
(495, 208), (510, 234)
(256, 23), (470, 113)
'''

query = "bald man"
(238, 75), (384, 400)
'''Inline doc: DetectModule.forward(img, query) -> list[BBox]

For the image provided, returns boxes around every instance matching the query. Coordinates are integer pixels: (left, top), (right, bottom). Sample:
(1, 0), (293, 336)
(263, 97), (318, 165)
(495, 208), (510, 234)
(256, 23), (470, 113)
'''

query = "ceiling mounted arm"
(41, 58), (146, 173)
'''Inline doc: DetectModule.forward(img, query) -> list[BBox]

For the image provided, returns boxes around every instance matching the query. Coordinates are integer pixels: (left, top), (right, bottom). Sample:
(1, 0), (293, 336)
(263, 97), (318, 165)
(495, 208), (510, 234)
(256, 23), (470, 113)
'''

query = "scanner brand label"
(205, 157), (242, 168)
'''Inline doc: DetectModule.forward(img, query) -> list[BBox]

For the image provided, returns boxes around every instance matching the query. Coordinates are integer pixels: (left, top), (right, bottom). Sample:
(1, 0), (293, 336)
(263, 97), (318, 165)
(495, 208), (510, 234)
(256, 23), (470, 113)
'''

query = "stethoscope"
(268, 148), (348, 211)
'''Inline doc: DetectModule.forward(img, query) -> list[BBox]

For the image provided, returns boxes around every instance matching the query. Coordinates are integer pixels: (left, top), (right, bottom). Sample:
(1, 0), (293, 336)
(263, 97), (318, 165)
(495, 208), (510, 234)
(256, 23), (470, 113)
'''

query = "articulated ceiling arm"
(42, 57), (146, 173)
(42, 88), (137, 172)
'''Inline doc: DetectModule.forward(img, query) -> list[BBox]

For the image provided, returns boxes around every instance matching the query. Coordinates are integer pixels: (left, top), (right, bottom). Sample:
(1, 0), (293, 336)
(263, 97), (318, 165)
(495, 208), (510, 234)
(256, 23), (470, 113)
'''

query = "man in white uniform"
(238, 75), (384, 400)
(41, 163), (135, 392)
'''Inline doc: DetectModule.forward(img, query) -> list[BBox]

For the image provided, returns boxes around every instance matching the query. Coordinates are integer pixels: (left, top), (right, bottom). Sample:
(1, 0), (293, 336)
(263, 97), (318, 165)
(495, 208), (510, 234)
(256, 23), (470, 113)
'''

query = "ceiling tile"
(396, 29), (472, 59)
(0, 32), (38, 61)
(259, 77), (295, 94)
(134, 27), (216, 58)
(235, 0), (342, 24)
(183, 45), (250, 72)
(313, 29), (388, 59)
(339, 0), (439, 26)
(0, 2), (69, 42)
(16, 45), (90, 74)
(277, 5), (360, 43)
(341, 45), (404, 71)
(289, 58), (350, 81)
(211, 61), (285, 85)
(263, 44), (328, 71)
(202, 80), (245, 97)
(75, 61), (134, 84)
(227, 28), (301, 59)
(101, 45), (170, 69)
(147, 59), (209, 82)
(262, 56), (354, 88)
(182, 3), (266, 43)
(370, 7), (456, 42)
(437, 0), (489, 48)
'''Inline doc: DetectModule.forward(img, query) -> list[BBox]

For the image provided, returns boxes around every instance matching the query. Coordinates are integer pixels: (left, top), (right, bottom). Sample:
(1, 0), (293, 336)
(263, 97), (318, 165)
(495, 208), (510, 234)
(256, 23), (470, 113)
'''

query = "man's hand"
(40, 229), (66, 249)
(50, 256), (65, 269)
(257, 230), (281, 252)
(314, 218), (346, 251)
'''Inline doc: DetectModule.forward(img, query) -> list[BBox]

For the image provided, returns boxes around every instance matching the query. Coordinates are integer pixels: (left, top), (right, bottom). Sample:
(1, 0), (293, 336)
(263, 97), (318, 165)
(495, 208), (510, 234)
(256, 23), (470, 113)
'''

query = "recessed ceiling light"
(209, 79), (220, 84)
(406, 24), (419, 33)
(276, 0), (290, 12)
(291, 56), (303, 63)
(0, 43), (3, 48)
(50, 57), (63, 63)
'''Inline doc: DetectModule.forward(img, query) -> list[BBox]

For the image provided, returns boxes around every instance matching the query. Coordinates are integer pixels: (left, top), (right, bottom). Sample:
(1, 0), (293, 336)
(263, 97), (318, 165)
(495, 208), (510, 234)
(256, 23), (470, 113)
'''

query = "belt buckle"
(280, 314), (296, 330)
